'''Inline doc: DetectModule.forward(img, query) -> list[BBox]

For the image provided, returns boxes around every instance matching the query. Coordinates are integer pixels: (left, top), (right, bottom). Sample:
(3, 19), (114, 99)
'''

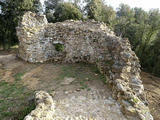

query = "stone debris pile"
(24, 91), (55, 120)
(17, 12), (153, 120)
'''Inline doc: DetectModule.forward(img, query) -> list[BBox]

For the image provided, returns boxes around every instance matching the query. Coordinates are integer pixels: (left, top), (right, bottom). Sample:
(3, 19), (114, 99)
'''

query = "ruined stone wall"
(16, 12), (153, 120)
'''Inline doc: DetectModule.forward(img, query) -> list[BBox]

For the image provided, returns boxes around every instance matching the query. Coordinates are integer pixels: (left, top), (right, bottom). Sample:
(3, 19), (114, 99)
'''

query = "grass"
(14, 72), (25, 81)
(79, 81), (89, 90)
(54, 64), (77, 81)
(0, 63), (107, 119)
(14, 103), (35, 120)
(55, 63), (106, 90)
(0, 81), (34, 120)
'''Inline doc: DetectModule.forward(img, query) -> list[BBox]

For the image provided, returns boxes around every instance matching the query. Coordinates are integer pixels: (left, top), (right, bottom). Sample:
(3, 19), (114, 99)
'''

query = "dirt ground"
(0, 50), (129, 120)
(0, 49), (160, 120)
(141, 72), (160, 120)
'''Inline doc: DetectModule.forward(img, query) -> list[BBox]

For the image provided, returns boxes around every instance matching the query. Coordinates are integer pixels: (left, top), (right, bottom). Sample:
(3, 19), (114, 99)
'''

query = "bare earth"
(0, 50), (160, 120)
(141, 72), (160, 120)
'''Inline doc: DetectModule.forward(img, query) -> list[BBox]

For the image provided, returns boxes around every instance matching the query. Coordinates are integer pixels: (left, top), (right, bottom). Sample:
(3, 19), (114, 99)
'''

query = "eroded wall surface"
(17, 12), (153, 120)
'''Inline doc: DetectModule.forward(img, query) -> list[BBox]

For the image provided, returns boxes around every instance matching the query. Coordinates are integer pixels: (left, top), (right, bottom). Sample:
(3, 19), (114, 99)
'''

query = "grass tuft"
(14, 72), (25, 81)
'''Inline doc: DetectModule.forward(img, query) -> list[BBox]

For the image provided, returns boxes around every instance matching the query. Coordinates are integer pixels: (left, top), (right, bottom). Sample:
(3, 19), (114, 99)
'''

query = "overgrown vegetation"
(1, 0), (160, 75)
(54, 43), (64, 52)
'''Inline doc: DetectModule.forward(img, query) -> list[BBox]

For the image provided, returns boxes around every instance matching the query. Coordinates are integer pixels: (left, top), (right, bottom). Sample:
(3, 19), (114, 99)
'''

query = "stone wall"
(16, 12), (153, 120)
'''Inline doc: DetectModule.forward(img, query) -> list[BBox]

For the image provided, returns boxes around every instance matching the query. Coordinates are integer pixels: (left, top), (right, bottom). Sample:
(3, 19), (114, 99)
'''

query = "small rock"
(76, 89), (81, 92)
(65, 91), (69, 94)
(61, 77), (75, 85)
(85, 77), (89, 81)
(50, 91), (56, 97)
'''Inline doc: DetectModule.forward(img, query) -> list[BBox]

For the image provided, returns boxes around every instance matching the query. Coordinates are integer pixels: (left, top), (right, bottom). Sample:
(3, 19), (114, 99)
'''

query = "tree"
(114, 4), (160, 76)
(85, 0), (104, 21)
(54, 2), (83, 22)
(114, 4), (135, 36)
(0, 0), (35, 50)
(44, 0), (62, 22)
(138, 9), (160, 69)
(134, 7), (148, 24)
(117, 4), (135, 19)
(85, 0), (115, 27)
(45, 0), (62, 12)
(34, 0), (43, 14)
(151, 30), (160, 74)
(101, 5), (115, 27)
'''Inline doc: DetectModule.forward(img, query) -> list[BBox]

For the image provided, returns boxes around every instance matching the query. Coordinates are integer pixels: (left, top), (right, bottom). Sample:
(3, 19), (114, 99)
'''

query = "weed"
(54, 43), (64, 52)
(14, 72), (25, 81)
(87, 88), (91, 91)
(79, 80), (89, 90)
(99, 74), (106, 84)
(133, 97), (139, 103)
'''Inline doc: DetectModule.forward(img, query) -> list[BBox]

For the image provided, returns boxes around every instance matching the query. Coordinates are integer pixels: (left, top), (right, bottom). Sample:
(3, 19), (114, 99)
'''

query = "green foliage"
(54, 2), (83, 22)
(101, 5), (115, 27)
(114, 4), (160, 76)
(132, 97), (138, 103)
(14, 103), (35, 120)
(85, 0), (103, 21)
(117, 4), (135, 19)
(45, 0), (62, 12)
(34, 0), (43, 13)
(85, 0), (115, 27)
(54, 43), (64, 52)
(79, 81), (89, 90)
(45, 12), (55, 22)
(44, 0), (62, 22)
(0, 0), (35, 50)
(14, 72), (25, 81)
(0, 81), (33, 119)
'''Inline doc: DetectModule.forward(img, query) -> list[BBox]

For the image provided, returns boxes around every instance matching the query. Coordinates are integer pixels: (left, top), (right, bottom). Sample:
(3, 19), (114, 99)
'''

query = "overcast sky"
(105, 0), (160, 11)
(40, 0), (160, 11)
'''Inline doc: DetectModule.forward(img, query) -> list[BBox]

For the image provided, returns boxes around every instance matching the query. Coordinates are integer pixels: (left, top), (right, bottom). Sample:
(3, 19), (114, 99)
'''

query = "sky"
(104, 0), (160, 11)
(40, 0), (160, 11)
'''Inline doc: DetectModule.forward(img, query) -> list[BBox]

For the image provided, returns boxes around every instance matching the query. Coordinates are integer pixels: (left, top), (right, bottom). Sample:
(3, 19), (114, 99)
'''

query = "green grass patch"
(99, 74), (106, 84)
(14, 72), (25, 81)
(0, 81), (33, 120)
(79, 80), (88, 89)
(55, 64), (76, 81)
(55, 63), (106, 90)
(14, 103), (35, 120)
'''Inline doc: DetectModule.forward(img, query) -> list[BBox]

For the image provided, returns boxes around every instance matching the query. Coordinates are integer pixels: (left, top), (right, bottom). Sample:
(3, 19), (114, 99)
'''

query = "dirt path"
(0, 50), (159, 120)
